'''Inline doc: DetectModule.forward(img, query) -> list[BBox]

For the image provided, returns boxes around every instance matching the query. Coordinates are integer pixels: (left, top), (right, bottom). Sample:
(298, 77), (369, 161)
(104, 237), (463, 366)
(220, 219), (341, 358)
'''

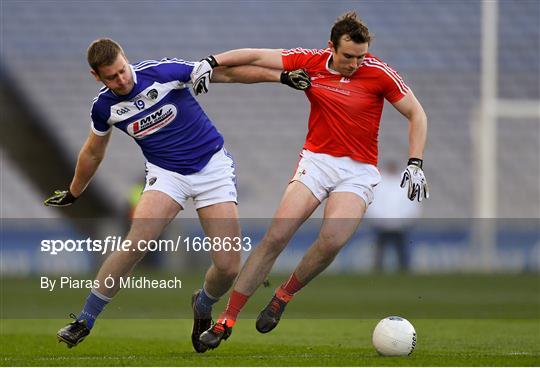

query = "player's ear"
(90, 69), (101, 83)
(328, 40), (336, 52)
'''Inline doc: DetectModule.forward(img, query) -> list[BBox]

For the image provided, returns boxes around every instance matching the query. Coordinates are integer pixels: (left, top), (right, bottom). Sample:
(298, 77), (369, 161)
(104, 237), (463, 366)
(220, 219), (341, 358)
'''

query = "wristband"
(279, 71), (289, 85)
(407, 158), (423, 169)
(204, 55), (219, 69)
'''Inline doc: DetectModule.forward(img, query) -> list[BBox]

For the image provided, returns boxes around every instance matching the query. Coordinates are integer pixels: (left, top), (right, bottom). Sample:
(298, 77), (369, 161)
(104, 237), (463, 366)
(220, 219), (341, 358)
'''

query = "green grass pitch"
(1, 274), (539, 366)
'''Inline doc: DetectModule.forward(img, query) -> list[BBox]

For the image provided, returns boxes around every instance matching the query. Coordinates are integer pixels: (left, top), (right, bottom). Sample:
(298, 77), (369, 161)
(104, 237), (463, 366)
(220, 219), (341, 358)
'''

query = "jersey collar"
(325, 53), (341, 75)
(130, 64), (138, 85)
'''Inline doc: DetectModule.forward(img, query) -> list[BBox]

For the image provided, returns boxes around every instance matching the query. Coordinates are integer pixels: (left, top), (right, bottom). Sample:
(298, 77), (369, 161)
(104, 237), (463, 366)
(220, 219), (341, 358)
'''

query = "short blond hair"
(87, 38), (126, 73)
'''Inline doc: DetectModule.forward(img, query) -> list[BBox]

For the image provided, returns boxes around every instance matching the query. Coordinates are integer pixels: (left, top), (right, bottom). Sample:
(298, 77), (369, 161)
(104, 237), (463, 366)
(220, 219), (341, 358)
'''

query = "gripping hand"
(44, 190), (78, 207)
(191, 55), (219, 95)
(280, 69), (311, 90)
(400, 158), (430, 202)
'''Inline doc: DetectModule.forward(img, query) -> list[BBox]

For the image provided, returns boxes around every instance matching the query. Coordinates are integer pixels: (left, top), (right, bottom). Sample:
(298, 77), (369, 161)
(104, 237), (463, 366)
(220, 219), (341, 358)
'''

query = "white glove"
(400, 159), (430, 202)
(191, 55), (218, 96)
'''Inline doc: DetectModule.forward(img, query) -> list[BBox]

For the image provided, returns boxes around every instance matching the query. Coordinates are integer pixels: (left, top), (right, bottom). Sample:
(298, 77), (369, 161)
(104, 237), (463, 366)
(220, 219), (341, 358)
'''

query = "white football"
(372, 316), (416, 356)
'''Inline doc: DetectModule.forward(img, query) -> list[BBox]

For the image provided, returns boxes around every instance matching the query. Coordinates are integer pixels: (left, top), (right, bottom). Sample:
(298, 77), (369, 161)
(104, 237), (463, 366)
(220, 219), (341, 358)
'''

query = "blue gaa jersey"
(90, 58), (224, 175)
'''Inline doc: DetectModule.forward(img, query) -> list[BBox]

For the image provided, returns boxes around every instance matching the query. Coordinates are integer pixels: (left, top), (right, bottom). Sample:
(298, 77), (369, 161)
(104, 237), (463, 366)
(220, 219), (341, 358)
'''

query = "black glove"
(44, 190), (78, 207)
(280, 69), (311, 90)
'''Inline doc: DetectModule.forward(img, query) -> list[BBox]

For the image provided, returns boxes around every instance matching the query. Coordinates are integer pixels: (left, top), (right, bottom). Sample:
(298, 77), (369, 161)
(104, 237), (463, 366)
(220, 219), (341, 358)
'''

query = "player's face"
(329, 36), (368, 77)
(92, 54), (134, 95)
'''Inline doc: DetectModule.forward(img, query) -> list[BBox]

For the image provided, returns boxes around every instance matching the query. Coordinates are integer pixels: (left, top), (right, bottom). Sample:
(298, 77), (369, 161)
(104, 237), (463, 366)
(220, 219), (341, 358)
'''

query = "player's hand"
(191, 55), (219, 96)
(400, 158), (429, 202)
(280, 69), (311, 90)
(44, 190), (78, 207)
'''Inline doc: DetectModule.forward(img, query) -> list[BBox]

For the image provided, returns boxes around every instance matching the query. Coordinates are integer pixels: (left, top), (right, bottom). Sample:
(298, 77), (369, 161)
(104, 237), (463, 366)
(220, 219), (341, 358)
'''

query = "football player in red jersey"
(192, 11), (429, 349)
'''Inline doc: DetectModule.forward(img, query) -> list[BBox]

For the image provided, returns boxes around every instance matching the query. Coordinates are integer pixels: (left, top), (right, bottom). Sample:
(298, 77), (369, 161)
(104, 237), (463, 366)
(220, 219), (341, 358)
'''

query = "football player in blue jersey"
(44, 38), (310, 352)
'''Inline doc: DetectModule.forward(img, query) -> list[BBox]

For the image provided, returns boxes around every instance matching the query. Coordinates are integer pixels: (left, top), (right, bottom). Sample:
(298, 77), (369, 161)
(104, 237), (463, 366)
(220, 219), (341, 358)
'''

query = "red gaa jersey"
(282, 48), (409, 166)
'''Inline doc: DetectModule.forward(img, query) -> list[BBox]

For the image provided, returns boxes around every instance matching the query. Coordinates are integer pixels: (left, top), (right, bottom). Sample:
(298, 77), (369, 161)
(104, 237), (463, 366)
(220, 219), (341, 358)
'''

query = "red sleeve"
(380, 65), (410, 103)
(364, 58), (410, 103)
(281, 48), (324, 72)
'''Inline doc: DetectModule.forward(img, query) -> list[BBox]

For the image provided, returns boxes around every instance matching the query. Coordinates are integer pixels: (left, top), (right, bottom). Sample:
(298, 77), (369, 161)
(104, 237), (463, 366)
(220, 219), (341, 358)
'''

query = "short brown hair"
(330, 11), (372, 50)
(87, 38), (126, 73)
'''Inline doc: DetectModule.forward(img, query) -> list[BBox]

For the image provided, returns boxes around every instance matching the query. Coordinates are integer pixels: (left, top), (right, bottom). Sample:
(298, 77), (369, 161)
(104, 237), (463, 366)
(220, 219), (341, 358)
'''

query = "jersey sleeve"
(90, 99), (112, 136)
(134, 58), (195, 83)
(378, 63), (410, 103)
(281, 48), (324, 72)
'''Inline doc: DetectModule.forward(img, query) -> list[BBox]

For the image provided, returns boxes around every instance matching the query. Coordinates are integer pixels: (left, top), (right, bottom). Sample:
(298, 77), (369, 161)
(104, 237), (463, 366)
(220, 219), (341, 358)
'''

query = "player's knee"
(215, 263), (239, 281)
(261, 231), (289, 254)
(317, 232), (347, 255)
(112, 242), (146, 261)
(127, 220), (164, 243)
(117, 235), (151, 264)
(213, 256), (240, 280)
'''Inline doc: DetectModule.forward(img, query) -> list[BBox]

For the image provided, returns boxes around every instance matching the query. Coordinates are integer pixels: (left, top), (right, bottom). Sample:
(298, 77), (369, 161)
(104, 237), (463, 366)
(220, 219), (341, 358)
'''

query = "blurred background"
(1, 0), (539, 308)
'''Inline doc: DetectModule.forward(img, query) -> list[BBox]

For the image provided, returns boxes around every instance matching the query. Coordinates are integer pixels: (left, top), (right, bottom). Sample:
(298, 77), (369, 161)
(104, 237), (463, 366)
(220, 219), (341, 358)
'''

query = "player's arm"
(211, 65), (309, 89)
(213, 49), (284, 69)
(190, 49), (309, 94)
(44, 130), (111, 207)
(193, 63), (309, 95)
(211, 65), (282, 83)
(392, 91), (427, 160)
(392, 91), (430, 202)
(70, 130), (111, 196)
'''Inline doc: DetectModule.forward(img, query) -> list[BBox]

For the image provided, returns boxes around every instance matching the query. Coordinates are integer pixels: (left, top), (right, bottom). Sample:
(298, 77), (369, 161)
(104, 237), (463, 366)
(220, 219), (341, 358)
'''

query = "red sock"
(217, 290), (248, 327)
(276, 273), (304, 302)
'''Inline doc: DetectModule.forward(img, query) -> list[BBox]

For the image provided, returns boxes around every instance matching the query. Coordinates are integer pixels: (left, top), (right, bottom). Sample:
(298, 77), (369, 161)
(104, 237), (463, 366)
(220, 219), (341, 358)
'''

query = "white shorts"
(291, 150), (381, 206)
(143, 148), (237, 209)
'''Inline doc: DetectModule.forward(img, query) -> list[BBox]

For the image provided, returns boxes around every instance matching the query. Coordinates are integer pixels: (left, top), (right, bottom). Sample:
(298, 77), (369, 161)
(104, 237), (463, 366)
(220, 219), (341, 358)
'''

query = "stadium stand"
(1, 152), (56, 218)
(1, 0), (538, 218)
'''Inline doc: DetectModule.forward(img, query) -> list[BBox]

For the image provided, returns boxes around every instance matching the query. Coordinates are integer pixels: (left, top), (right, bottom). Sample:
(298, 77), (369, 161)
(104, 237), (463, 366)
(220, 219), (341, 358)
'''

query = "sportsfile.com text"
(40, 236), (253, 255)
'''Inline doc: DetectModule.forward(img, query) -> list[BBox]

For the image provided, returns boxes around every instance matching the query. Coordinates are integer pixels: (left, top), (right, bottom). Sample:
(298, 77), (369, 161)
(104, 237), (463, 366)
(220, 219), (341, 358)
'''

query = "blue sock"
(194, 287), (218, 318)
(77, 289), (111, 329)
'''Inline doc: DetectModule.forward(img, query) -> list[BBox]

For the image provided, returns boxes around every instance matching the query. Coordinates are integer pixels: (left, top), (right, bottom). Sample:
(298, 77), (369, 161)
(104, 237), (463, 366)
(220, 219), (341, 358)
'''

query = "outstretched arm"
(45, 130), (111, 206)
(191, 49), (308, 95)
(192, 59), (310, 94)
(213, 49), (284, 69)
(211, 65), (281, 83)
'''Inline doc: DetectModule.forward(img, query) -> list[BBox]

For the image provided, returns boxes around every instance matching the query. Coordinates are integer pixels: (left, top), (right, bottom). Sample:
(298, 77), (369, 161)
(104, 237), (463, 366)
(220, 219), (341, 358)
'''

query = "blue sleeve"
(90, 100), (111, 136)
(134, 58), (195, 83)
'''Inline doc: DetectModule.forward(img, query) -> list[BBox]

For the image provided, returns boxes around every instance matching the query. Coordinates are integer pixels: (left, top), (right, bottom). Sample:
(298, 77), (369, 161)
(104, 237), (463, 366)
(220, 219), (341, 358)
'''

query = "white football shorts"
(291, 149), (381, 206)
(143, 148), (237, 209)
